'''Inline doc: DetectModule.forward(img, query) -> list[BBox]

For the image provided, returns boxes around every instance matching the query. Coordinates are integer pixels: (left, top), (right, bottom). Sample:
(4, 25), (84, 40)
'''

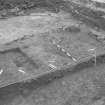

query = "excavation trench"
(0, 52), (105, 105)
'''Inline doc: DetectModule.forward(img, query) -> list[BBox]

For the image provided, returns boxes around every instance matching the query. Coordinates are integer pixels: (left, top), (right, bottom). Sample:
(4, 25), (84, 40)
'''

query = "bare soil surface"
(0, 0), (105, 105)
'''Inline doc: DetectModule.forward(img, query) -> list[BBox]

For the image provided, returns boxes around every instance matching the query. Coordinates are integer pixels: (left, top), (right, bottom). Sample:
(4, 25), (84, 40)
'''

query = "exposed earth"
(0, 0), (105, 105)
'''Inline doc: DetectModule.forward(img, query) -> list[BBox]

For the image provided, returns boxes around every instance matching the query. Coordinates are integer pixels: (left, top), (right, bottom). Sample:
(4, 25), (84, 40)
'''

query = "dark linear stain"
(0, 47), (20, 54)
(14, 48), (40, 69)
